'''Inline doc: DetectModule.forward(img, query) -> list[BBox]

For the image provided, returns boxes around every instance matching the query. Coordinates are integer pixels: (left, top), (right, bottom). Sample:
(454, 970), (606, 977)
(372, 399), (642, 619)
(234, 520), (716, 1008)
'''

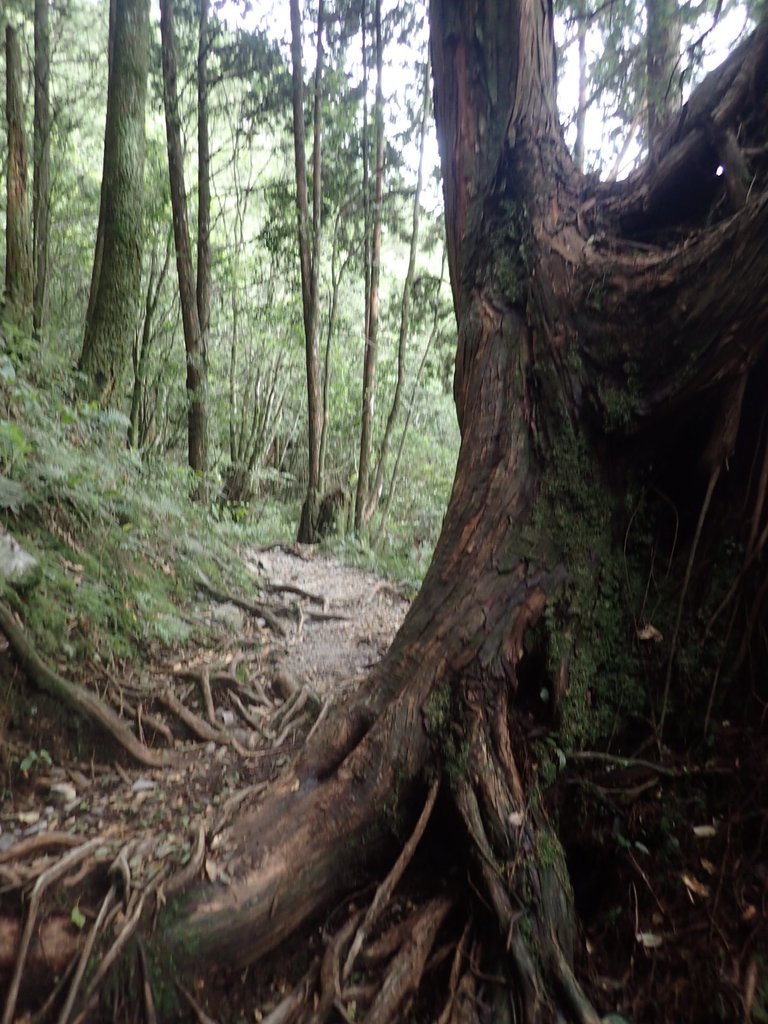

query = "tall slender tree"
(646, 0), (681, 158)
(159, 0), (209, 498)
(32, 0), (51, 336)
(84, 0), (117, 344)
(363, 50), (431, 526)
(354, 0), (385, 532)
(290, 0), (326, 542)
(79, 0), (149, 403)
(197, 0), (211, 399)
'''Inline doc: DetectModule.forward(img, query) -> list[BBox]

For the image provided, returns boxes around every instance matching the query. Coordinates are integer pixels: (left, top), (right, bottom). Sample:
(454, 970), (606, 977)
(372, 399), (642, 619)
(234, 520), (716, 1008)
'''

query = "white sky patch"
(218, 0), (443, 212)
(222, 1), (753, 191)
(555, 1), (754, 179)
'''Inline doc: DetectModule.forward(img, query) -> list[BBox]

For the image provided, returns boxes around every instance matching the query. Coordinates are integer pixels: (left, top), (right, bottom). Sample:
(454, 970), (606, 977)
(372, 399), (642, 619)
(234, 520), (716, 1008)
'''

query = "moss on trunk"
(78, 0), (149, 404)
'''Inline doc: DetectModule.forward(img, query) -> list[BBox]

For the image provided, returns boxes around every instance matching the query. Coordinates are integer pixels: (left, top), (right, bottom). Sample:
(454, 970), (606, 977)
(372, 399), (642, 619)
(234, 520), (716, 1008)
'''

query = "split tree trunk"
(154, 7), (768, 1023)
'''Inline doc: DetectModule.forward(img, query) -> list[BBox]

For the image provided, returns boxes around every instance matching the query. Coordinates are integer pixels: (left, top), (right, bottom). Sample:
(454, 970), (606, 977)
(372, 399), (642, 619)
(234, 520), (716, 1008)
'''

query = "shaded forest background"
(2, 0), (463, 563)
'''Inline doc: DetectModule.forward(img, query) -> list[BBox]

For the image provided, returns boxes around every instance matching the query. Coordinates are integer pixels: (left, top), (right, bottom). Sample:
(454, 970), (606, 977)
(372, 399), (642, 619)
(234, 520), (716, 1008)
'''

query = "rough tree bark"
(160, 0), (209, 496)
(4, 25), (34, 329)
(84, 0), (116, 345)
(96, 3), (768, 1022)
(78, 0), (149, 403)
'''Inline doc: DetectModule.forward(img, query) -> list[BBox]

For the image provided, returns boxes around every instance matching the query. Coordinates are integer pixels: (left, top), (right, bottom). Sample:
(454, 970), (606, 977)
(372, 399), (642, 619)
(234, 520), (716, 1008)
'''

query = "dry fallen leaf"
(682, 872), (710, 898)
(637, 624), (663, 643)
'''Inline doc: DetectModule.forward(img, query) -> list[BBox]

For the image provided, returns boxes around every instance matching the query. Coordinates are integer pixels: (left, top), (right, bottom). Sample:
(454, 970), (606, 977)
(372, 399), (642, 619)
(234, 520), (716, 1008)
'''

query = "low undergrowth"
(0, 322), (431, 671)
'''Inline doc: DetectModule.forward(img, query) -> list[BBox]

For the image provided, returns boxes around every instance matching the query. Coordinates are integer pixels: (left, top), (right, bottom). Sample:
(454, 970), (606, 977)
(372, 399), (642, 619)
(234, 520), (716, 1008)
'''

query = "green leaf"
(71, 905), (86, 930)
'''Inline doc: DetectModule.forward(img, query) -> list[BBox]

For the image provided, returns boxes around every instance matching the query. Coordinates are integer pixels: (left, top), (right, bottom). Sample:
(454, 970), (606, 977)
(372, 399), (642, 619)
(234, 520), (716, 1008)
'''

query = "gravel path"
(246, 546), (411, 697)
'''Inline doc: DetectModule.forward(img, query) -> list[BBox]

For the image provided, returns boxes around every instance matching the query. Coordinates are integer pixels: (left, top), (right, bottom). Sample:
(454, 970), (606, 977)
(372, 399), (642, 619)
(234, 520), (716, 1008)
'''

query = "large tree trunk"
(84, 0), (116, 345)
(4, 26), (34, 329)
(160, 0), (208, 496)
(78, 0), (149, 403)
(100, 5), (768, 1022)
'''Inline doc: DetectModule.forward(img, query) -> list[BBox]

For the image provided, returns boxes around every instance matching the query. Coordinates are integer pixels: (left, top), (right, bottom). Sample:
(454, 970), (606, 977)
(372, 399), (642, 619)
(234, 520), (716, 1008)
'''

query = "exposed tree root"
(57, 881), (118, 1024)
(194, 570), (287, 637)
(176, 981), (218, 1024)
(1, 839), (100, 1024)
(166, 822), (207, 896)
(0, 830), (85, 862)
(0, 601), (165, 768)
(364, 895), (453, 1024)
(262, 580), (325, 605)
(343, 777), (440, 981)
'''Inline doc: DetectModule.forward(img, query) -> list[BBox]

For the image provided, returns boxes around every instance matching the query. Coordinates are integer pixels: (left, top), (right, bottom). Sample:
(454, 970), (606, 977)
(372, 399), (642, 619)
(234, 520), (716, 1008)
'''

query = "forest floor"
(1, 544), (766, 1023)
(0, 544), (411, 1022)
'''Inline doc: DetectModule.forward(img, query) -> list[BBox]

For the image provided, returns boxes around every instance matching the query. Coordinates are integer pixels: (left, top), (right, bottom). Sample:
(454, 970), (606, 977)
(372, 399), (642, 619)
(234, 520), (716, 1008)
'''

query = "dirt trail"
(247, 546), (411, 698)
